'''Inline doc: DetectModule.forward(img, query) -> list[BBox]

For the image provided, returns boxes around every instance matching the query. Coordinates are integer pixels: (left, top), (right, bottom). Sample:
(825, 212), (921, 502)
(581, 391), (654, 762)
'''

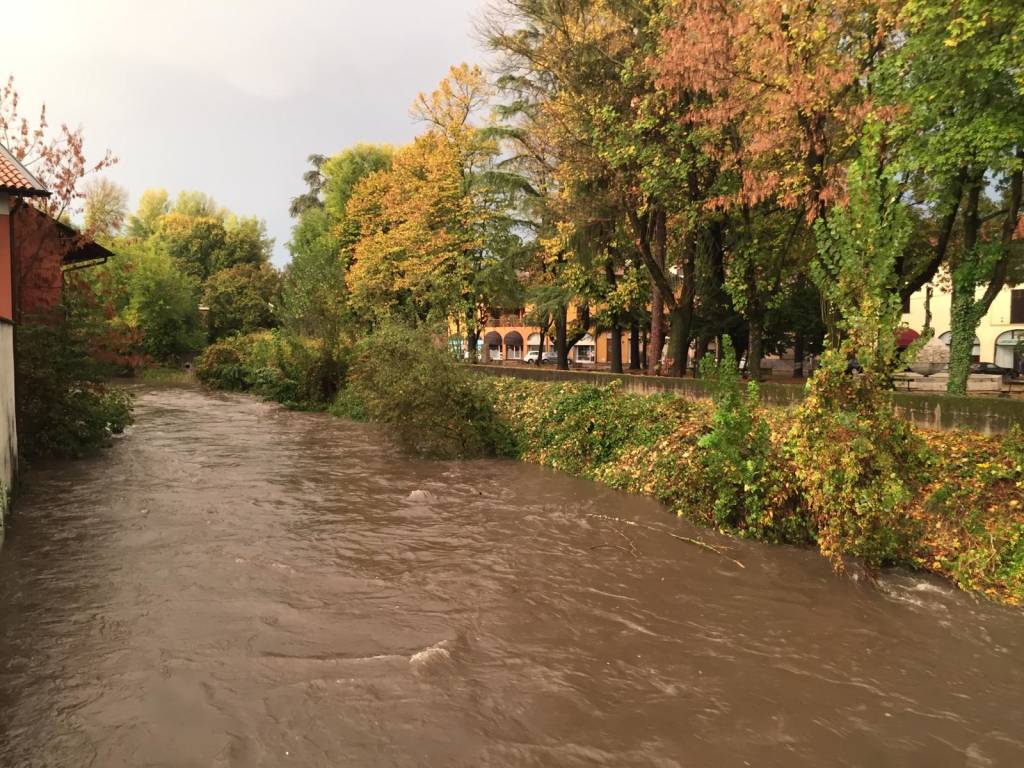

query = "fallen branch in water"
(589, 526), (640, 559)
(583, 513), (745, 569)
(589, 543), (637, 558)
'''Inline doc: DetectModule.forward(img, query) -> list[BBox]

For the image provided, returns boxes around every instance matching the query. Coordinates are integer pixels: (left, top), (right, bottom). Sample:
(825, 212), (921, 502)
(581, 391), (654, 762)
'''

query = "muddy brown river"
(0, 386), (1022, 767)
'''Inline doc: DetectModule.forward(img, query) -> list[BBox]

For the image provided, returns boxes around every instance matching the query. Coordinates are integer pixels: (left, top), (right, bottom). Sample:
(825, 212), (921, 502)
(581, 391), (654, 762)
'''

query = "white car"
(524, 350), (558, 364)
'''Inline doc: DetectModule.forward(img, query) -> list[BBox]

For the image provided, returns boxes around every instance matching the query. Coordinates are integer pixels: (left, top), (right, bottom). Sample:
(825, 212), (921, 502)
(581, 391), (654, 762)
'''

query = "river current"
(0, 386), (1021, 767)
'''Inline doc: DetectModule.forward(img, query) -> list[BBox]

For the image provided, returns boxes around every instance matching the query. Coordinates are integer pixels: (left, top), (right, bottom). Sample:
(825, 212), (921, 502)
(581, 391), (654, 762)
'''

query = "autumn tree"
(0, 75), (116, 219)
(655, 0), (900, 374)
(346, 65), (523, 349)
(126, 188), (170, 239)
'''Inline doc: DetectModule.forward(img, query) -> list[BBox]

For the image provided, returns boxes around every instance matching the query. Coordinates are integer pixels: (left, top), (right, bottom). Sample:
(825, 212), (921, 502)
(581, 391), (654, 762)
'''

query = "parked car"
(523, 350), (560, 364)
(971, 362), (1015, 378)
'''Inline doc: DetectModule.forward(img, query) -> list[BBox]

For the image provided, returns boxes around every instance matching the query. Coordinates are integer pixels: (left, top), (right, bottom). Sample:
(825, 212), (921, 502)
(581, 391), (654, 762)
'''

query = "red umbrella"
(895, 327), (920, 348)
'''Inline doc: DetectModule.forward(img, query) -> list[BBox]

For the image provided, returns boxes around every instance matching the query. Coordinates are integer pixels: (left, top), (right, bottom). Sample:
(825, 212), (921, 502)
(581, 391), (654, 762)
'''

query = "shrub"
(195, 329), (345, 408)
(348, 322), (512, 458)
(329, 388), (368, 421)
(698, 337), (783, 536)
(791, 350), (929, 566)
(14, 320), (133, 460)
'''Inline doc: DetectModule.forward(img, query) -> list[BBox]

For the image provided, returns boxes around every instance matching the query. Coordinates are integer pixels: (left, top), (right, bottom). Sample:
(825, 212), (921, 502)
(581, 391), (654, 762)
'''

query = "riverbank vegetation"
(488, 376), (1024, 604)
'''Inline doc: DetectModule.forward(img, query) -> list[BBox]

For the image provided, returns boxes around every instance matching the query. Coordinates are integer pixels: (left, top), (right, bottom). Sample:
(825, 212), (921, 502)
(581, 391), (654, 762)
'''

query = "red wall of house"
(11, 205), (64, 321)
(0, 212), (12, 322)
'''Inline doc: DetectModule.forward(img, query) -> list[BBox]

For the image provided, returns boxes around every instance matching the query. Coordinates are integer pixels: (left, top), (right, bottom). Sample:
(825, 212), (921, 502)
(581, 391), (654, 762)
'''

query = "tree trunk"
(947, 285), (976, 396)
(793, 333), (805, 379)
(923, 286), (933, 333)
(466, 328), (479, 364)
(694, 335), (712, 377)
(747, 308), (765, 381)
(629, 320), (641, 370)
(947, 176), (984, 396)
(609, 323), (623, 373)
(648, 287), (663, 373)
(555, 306), (569, 370)
(668, 305), (690, 378)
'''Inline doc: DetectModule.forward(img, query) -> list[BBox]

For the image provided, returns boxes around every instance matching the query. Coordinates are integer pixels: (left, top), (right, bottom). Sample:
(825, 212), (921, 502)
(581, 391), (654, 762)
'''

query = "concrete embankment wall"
(471, 364), (1024, 436)
(0, 322), (16, 523)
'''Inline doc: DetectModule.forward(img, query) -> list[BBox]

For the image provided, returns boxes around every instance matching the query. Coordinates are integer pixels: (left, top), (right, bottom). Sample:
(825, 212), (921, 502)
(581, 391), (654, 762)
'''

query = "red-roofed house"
(1, 142), (49, 522)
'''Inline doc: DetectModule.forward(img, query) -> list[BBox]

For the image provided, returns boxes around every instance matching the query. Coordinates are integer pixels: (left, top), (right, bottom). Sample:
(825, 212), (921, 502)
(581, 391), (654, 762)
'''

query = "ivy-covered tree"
(880, 0), (1024, 394)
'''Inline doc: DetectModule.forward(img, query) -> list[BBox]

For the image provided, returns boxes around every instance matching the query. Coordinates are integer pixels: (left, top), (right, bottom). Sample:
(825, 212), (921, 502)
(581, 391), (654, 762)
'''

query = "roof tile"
(0, 143), (49, 197)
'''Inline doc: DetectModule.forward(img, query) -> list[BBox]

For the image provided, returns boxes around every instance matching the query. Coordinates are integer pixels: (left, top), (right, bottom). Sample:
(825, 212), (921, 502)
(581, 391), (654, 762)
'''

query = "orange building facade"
(471, 308), (637, 367)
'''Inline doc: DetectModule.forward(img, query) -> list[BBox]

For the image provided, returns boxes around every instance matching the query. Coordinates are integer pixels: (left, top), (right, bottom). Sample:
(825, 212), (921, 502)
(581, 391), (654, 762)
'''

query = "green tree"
(201, 263), (281, 341)
(881, 0), (1024, 394)
(152, 211), (272, 280)
(282, 144), (394, 347)
(124, 244), (203, 362)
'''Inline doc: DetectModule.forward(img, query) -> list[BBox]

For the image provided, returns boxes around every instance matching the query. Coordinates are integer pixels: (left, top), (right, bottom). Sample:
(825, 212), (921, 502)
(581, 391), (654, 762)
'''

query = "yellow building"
(901, 278), (1024, 371)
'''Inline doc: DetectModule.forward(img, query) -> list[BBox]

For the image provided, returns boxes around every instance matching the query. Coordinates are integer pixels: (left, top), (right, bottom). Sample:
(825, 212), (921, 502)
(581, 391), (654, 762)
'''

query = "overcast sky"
(5, 0), (490, 266)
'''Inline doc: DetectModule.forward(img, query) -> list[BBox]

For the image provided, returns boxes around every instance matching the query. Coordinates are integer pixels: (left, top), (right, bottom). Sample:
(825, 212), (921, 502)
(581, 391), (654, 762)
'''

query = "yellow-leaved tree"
(345, 64), (525, 353)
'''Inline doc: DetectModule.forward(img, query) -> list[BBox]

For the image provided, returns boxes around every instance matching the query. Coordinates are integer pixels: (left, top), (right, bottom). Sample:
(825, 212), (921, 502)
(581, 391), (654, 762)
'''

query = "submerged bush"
(791, 351), (929, 566)
(15, 320), (133, 460)
(347, 322), (512, 458)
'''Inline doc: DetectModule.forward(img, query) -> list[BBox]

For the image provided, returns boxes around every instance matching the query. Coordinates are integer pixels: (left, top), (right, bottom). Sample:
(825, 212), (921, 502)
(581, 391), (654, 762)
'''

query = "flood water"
(0, 386), (1022, 767)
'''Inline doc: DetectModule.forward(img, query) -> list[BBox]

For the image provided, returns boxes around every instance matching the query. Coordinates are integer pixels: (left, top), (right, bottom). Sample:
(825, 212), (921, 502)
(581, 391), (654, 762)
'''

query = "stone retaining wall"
(471, 363), (1024, 435)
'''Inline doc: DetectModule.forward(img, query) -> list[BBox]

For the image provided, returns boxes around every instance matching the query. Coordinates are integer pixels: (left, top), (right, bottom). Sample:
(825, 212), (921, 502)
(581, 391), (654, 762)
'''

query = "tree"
(346, 65), (523, 340)
(879, 0), (1024, 394)
(83, 177), (129, 237)
(201, 263), (281, 341)
(126, 188), (170, 239)
(322, 144), (394, 228)
(0, 74), (116, 218)
(288, 153), (328, 217)
(282, 206), (346, 340)
(152, 209), (273, 280)
(486, 1), (670, 371)
(282, 144), (393, 347)
(123, 244), (203, 362)
(812, 135), (913, 379)
(653, 0), (901, 375)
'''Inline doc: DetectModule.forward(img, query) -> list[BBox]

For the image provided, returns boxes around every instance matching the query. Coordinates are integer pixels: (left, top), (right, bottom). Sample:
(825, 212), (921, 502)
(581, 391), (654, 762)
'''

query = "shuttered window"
(1012, 289), (1024, 324)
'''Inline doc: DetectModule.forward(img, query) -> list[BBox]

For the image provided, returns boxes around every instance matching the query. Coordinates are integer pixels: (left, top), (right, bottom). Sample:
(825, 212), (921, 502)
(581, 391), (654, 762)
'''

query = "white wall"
(0, 322), (15, 522)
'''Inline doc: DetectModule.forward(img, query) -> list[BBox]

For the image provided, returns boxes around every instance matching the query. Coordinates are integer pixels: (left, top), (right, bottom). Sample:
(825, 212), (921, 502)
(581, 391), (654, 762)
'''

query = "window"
(1011, 289), (1024, 324)
(575, 345), (596, 362)
(901, 293), (911, 314)
(939, 331), (981, 363)
(527, 333), (543, 355)
(573, 333), (596, 363)
(995, 329), (1024, 371)
(506, 345), (522, 360)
